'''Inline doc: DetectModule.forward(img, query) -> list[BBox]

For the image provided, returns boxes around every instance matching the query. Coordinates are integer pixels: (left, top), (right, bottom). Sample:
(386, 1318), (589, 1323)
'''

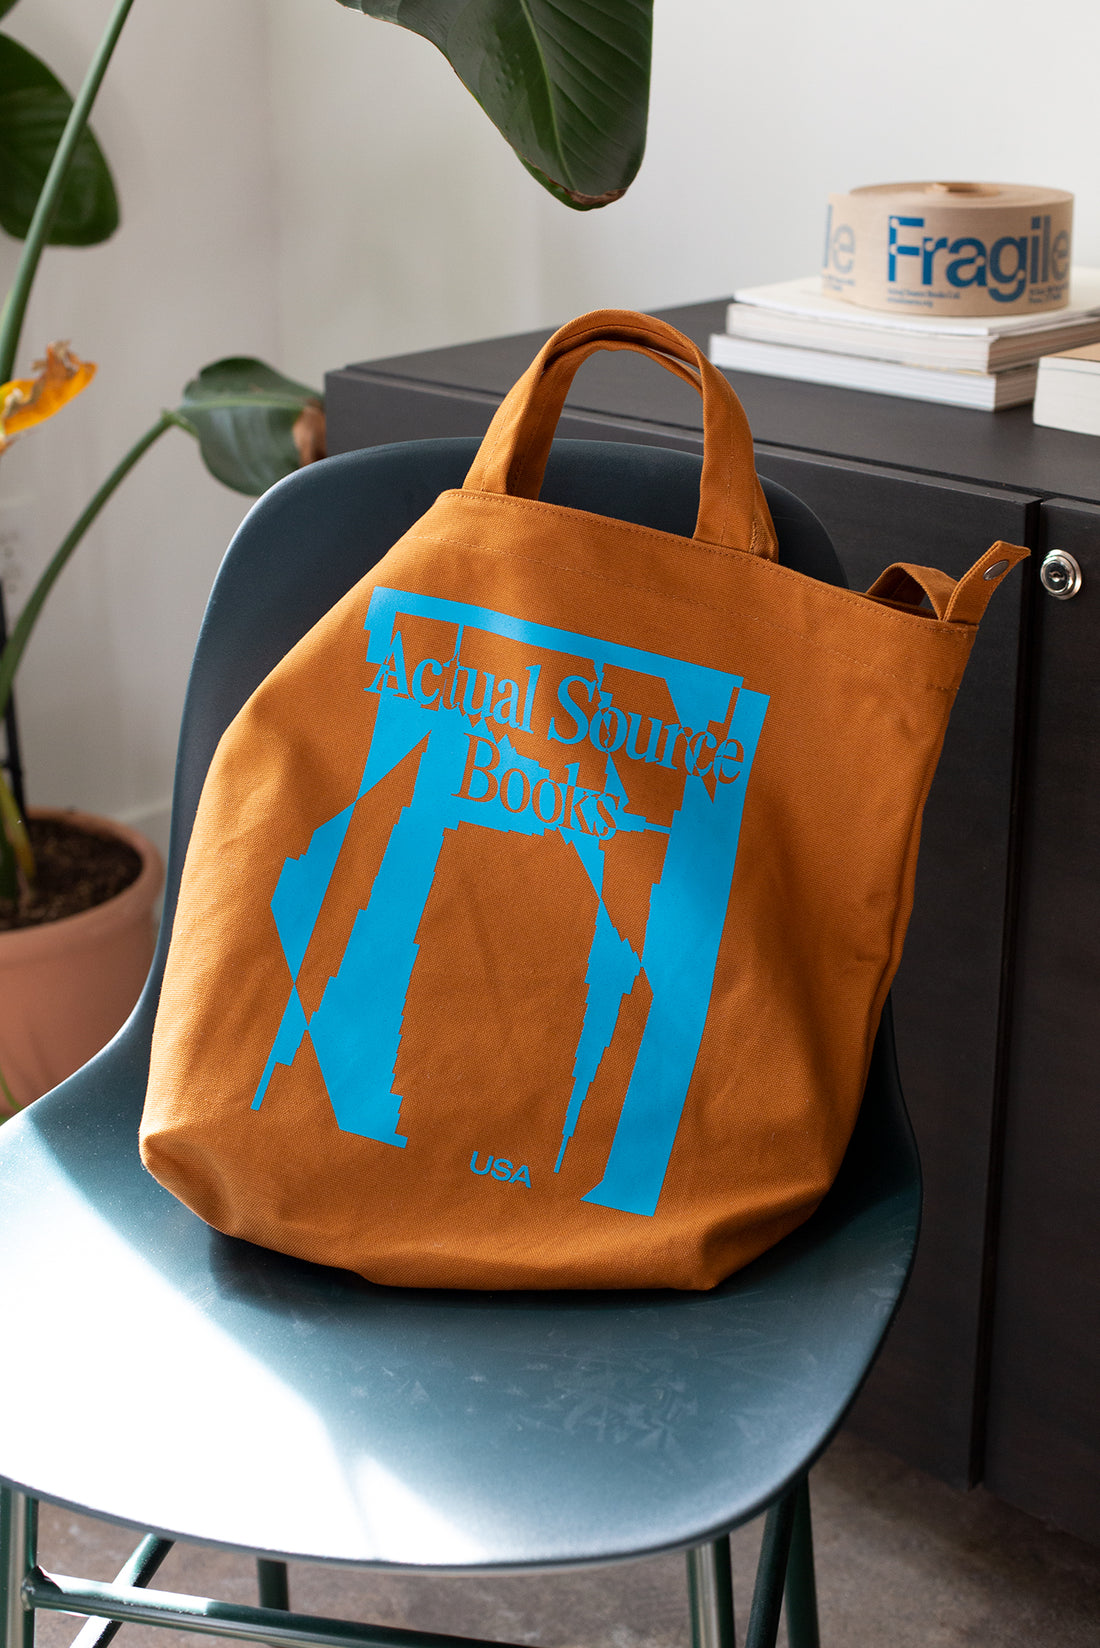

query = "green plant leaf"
(337, 0), (652, 208)
(177, 359), (323, 496)
(0, 33), (119, 245)
(0, 2), (22, 22)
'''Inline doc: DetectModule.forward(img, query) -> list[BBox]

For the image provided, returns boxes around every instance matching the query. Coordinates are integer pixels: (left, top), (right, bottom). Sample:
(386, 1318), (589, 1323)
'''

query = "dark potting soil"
(0, 816), (142, 932)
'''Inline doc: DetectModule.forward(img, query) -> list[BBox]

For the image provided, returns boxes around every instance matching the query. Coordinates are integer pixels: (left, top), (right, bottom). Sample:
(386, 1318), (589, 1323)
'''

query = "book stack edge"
(709, 271), (1100, 411)
(1033, 343), (1100, 436)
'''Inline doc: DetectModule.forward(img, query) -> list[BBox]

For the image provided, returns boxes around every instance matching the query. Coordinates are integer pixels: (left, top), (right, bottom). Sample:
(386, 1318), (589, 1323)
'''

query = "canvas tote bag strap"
(867, 541), (1028, 623)
(463, 309), (778, 559)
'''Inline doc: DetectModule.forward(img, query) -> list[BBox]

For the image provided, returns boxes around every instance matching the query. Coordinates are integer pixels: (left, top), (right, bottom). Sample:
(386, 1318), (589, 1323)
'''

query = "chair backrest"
(154, 437), (845, 993)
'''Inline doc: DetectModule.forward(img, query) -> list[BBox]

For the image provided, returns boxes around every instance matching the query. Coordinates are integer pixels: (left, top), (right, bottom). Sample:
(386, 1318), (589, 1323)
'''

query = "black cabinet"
(750, 453), (1032, 1490)
(326, 302), (1100, 1543)
(982, 498), (1100, 1543)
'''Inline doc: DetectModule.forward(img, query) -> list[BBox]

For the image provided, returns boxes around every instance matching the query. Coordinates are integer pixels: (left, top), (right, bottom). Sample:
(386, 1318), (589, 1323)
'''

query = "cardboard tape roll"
(823, 182), (1073, 317)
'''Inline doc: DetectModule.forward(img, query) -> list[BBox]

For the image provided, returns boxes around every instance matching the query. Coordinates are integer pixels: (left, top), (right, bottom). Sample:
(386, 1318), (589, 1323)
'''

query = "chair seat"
(0, 996), (915, 1571)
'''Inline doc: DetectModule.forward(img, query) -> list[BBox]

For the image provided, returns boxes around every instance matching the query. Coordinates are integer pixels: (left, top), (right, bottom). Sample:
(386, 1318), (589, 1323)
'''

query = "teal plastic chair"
(0, 439), (920, 1648)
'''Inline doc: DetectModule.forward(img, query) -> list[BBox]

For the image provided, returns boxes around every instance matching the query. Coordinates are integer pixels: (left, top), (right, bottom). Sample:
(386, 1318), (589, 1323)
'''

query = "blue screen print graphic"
(252, 588), (768, 1219)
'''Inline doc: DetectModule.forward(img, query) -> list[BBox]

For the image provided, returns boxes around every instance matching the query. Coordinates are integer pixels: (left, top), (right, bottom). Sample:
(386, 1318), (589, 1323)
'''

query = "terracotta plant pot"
(0, 810), (164, 1111)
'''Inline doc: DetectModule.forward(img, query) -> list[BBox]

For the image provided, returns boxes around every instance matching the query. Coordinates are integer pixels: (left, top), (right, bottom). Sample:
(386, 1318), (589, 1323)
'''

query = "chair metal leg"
(26, 1568), (539, 1648)
(69, 1534), (175, 1648)
(257, 1561), (290, 1611)
(1, 1486), (36, 1648)
(686, 1536), (736, 1648)
(783, 1477), (820, 1648)
(744, 1488), (797, 1648)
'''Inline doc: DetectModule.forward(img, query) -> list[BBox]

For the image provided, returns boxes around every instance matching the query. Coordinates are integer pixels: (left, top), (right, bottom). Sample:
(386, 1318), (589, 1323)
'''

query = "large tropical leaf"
(177, 359), (324, 496)
(337, 0), (652, 208)
(0, 33), (119, 245)
(0, 2), (21, 22)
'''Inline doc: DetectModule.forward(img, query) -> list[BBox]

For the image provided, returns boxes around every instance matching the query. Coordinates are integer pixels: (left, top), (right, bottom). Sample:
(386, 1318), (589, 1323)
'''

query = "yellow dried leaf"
(0, 343), (96, 453)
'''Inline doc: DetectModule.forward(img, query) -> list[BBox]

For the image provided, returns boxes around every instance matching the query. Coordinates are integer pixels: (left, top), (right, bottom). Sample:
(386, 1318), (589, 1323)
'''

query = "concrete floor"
(29, 1432), (1100, 1648)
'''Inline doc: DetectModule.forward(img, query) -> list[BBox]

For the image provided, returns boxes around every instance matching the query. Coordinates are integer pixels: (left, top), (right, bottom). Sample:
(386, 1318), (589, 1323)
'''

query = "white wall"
(267, 0), (1100, 383)
(0, 0), (278, 855)
(3, 0), (1099, 849)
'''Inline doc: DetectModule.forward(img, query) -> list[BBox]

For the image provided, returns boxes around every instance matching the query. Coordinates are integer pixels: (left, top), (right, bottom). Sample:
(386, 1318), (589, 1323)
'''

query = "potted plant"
(0, 0), (328, 1111)
(0, 0), (653, 1113)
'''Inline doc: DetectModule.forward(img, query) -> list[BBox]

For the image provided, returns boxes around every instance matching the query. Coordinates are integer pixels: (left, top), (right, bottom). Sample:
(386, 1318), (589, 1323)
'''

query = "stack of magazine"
(709, 271), (1100, 410)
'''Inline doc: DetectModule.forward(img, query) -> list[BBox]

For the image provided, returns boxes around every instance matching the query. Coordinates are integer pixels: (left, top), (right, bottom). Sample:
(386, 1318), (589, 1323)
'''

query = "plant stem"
(0, 781), (17, 901)
(0, 769), (32, 873)
(0, 1056), (24, 1120)
(0, 410), (182, 726)
(0, 0), (138, 384)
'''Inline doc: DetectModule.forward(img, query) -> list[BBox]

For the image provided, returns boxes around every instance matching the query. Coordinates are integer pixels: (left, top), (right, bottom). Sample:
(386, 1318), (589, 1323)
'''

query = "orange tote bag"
(142, 310), (1025, 1290)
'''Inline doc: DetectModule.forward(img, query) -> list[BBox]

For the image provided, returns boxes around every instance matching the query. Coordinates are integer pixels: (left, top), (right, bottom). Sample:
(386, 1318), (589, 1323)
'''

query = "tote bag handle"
(462, 310), (778, 560)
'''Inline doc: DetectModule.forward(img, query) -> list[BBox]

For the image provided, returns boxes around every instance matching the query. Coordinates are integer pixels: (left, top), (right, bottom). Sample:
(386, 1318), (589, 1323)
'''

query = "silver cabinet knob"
(1040, 550), (1083, 600)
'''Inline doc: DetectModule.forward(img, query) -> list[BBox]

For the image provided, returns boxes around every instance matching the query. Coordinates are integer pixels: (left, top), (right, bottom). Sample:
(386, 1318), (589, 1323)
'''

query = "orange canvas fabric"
(141, 311), (1026, 1290)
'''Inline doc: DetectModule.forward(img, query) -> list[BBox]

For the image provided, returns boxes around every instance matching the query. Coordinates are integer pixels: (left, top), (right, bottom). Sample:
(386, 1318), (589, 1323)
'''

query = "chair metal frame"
(2, 1479), (816, 1648)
